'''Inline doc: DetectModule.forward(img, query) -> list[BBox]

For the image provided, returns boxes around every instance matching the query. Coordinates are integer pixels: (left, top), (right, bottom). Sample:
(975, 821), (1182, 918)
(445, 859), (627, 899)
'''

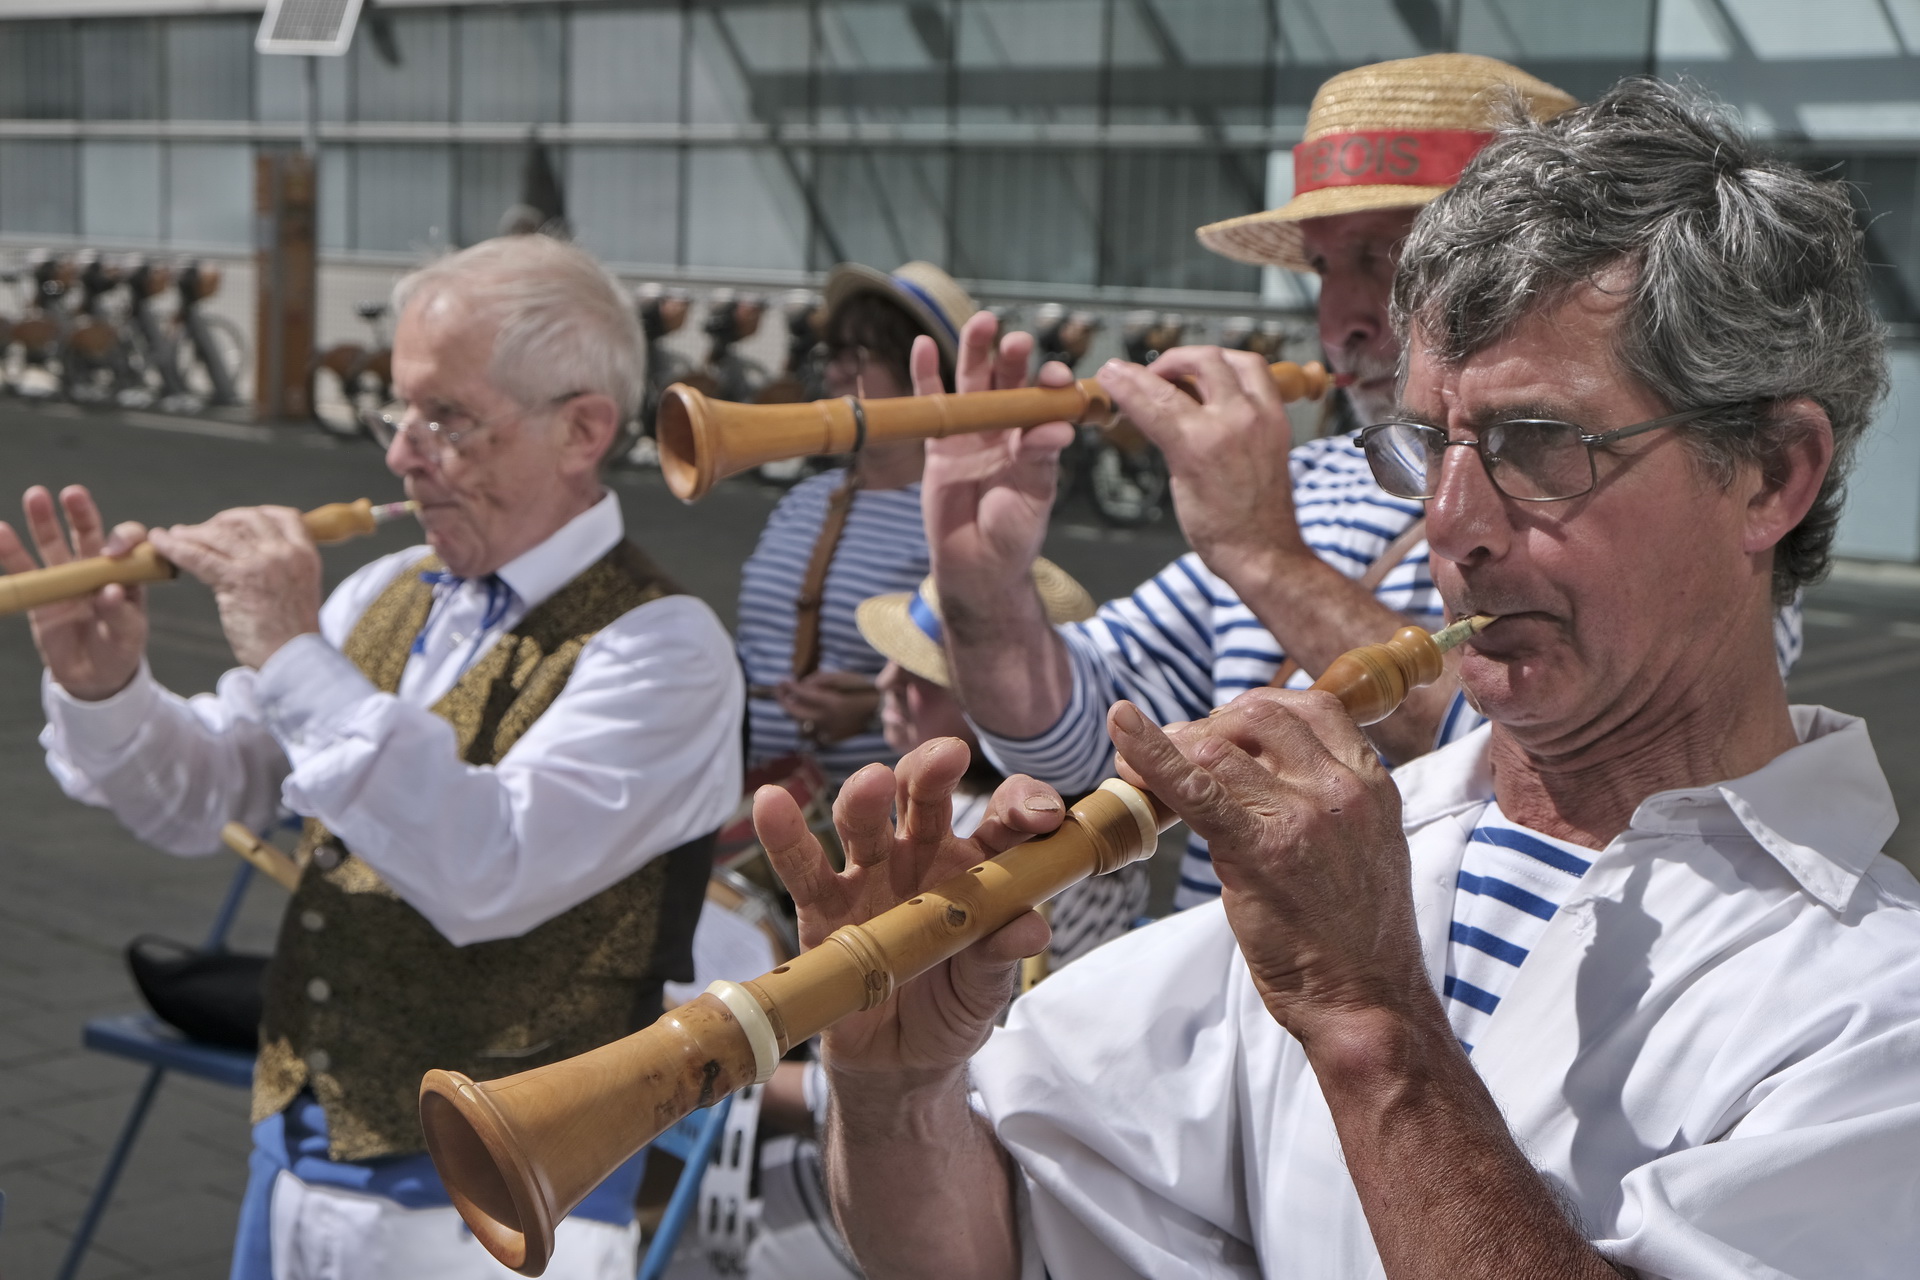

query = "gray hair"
(392, 235), (646, 459)
(1393, 77), (1887, 603)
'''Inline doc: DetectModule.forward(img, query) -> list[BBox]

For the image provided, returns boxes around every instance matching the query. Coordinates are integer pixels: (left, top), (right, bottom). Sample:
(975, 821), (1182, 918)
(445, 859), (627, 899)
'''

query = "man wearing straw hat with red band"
(919, 55), (1801, 913)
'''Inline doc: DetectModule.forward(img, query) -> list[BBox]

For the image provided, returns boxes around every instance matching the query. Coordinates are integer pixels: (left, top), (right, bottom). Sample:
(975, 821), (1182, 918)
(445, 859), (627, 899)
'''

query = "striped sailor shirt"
(737, 469), (930, 784)
(1444, 802), (1593, 1052)
(975, 433), (1805, 910)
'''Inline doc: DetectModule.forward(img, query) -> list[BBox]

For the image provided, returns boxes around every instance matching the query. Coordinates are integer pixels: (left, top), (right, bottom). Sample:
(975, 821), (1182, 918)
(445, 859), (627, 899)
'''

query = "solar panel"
(255, 0), (365, 57)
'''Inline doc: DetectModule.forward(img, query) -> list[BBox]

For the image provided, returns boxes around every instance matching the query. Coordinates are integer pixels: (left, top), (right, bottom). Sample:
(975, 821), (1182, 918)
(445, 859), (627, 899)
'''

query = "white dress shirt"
(971, 707), (1920, 1280)
(41, 492), (744, 946)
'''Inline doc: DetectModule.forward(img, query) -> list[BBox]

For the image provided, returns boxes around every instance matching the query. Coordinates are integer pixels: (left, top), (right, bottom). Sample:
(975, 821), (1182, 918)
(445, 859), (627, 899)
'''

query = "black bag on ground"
(125, 935), (268, 1052)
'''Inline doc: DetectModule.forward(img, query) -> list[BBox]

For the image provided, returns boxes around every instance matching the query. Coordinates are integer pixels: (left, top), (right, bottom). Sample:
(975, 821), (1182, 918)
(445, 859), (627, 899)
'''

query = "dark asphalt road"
(1, 396), (1916, 1276)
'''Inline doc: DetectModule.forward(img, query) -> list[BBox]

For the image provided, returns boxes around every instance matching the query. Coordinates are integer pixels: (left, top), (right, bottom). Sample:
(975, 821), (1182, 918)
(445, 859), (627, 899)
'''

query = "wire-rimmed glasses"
(361, 392), (588, 458)
(1356, 406), (1724, 502)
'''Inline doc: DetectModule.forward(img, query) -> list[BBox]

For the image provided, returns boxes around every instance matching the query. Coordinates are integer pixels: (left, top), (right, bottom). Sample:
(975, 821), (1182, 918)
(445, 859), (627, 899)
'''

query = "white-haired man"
(0, 236), (743, 1279)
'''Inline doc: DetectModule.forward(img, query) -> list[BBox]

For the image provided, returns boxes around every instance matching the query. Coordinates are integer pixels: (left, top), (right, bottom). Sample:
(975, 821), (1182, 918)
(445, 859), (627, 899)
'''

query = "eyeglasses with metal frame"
(1356, 405), (1725, 503)
(362, 391), (590, 456)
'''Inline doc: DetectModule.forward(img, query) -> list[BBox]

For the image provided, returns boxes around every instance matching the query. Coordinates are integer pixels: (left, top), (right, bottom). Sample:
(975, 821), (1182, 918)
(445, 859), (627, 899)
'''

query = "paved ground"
(0, 398), (1916, 1276)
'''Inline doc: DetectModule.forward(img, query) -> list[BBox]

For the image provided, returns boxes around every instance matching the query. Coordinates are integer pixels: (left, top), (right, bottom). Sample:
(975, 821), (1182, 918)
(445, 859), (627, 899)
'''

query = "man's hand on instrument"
(0, 485), (151, 701)
(915, 312), (1074, 614)
(755, 738), (1061, 1081)
(776, 669), (880, 745)
(148, 506), (323, 670)
(1098, 346), (1312, 581)
(1107, 690), (1430, 1044)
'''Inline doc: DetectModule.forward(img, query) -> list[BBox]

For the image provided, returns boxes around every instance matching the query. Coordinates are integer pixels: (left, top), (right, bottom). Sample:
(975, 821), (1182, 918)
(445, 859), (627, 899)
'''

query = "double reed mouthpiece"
(0, 499), (417, 618)
(418, 611), (1491, 1275)
(655, 359), (1332, 502)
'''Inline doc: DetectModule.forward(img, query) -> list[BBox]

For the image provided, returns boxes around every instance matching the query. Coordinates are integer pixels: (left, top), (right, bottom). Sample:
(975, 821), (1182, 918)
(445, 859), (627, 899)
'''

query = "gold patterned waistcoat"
(253, 541), (716, 1161)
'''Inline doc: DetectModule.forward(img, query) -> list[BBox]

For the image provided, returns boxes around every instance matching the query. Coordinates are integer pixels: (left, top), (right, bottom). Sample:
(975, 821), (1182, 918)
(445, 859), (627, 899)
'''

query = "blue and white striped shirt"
(977, 433), (1804, 910)
(737, 469), (930, 783)
(1445, 802), (1593, 1052)
(979, 435), (1449, 908)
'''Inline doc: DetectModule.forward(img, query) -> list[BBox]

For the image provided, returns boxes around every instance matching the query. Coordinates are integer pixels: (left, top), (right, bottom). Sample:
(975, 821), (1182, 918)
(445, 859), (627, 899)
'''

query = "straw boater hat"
(1195, 54), (1575, 274)
(857, 560), (1096, 688)
(823, 260), (977, 366)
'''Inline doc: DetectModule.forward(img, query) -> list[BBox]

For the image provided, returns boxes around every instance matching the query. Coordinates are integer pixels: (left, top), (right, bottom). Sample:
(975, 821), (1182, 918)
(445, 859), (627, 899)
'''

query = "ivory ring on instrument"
(1097, 779), (1159, 860)
(706, 980), (780, 1084)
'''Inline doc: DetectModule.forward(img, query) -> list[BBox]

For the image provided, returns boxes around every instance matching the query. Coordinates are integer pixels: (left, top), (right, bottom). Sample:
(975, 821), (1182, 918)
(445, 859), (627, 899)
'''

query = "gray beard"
(1345, 382), (1397, 431)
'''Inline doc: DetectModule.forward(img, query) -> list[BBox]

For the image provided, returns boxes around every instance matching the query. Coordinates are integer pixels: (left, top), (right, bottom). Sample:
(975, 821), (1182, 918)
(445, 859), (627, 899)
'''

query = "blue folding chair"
(57, 862), (259, 1280)
(637, 1096), (735, 1280)
(60, 857), (729, 1279)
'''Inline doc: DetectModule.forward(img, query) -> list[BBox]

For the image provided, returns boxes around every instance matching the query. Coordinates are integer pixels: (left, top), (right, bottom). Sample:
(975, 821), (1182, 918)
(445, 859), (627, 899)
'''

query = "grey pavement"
(0, 398), (1917, 1276)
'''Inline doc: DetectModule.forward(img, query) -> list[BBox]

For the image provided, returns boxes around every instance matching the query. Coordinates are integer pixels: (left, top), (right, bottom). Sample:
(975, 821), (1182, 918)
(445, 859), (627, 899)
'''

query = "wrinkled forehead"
(1400, 280), (1650, 424)
(393, 290), (503, 392)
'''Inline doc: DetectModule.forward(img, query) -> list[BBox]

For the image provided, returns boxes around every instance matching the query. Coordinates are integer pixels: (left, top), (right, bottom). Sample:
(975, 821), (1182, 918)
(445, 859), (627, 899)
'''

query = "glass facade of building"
(0, 0), (1908, 313)
(0, 1), (1916, 558)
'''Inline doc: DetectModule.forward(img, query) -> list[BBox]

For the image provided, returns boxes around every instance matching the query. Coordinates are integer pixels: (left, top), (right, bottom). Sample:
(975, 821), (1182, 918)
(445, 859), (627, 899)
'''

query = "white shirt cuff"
(255, 632), (382, 764)
(42, 661), (163, 765)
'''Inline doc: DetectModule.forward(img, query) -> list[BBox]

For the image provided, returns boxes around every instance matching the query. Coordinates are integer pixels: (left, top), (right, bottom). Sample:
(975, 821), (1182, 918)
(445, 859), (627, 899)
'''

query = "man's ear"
(1743, 396), (1834, 557)
(561, 393), (623, 474)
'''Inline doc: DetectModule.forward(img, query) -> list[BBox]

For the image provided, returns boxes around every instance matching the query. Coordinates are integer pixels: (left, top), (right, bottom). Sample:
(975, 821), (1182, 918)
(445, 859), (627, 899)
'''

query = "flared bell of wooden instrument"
(419, 994), (761, 1275)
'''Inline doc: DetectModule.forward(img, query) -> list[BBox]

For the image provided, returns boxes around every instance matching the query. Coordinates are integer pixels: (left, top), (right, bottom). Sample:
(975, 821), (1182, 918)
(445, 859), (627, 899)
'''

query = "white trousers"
(268, 1170), (640, 1280)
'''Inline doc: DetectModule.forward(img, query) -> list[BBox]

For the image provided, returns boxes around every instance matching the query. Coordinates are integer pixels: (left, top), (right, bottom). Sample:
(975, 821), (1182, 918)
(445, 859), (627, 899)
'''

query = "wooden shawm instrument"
(418, 613), (1493, 1275)
(655, 359), (1333, 501)
(221, 822), (304, 892)
(0, 499), (416, 617)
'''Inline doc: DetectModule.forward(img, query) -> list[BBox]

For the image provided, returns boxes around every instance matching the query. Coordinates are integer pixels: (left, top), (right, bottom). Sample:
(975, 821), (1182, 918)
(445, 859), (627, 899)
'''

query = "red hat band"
(1293, 129), (1497, 195)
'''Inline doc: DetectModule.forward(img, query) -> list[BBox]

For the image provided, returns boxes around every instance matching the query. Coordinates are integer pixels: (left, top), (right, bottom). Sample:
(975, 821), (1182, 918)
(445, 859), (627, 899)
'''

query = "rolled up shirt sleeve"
(257, 593), (744, 946)
(976, 555), (1221, 795)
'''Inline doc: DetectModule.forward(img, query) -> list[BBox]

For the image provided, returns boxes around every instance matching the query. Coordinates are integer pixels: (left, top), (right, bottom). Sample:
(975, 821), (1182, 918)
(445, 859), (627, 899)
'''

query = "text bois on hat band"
(1293, 129), (1496, 195)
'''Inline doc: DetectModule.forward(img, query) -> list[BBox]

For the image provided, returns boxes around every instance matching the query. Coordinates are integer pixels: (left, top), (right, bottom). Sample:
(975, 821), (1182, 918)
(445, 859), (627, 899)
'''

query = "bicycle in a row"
(0, 250), (247, 413)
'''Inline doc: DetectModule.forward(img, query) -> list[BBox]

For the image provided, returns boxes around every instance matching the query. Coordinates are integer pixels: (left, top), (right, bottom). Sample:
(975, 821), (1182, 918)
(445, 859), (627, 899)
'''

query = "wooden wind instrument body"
(419, 619), (1463, 1276)
(0, 499), (398, 618)
(655, 359), (1331, 502)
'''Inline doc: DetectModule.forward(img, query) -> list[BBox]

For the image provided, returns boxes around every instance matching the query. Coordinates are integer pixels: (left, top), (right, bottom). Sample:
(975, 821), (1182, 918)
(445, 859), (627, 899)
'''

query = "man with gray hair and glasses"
(756, 78), (1920, 1278)
(0, 235), (742, 1278)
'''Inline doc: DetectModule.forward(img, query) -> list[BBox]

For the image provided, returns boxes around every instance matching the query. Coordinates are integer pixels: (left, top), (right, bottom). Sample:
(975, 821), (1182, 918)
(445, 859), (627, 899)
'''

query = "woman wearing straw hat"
(735, 261), (978, 788)
(916, 54), (1606, 914)
(855, 560), (1149, 967)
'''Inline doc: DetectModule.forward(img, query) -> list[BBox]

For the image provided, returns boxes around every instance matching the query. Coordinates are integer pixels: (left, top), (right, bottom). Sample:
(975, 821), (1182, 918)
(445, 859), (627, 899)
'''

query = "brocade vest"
(254, 540), (716, 1161)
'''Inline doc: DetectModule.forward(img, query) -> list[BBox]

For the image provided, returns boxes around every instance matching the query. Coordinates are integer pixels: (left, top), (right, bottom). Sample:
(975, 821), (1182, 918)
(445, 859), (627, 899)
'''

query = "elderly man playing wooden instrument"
(757, 80), (1920, 1279)
(919, 55), (1804, 914)
(0, 236), (742, 1279)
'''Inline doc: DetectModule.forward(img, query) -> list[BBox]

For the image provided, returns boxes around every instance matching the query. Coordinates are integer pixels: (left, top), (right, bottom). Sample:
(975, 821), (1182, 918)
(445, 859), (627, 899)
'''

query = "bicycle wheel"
(177, 314), (249, 406)
(310, 345), (372, 439)
(1089, 441), (1168, 527)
